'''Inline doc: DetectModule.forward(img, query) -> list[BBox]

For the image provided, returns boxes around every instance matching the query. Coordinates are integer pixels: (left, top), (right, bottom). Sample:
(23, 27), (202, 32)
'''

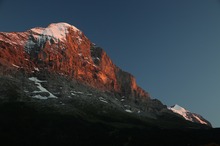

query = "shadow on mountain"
(0, 101), (219, 146)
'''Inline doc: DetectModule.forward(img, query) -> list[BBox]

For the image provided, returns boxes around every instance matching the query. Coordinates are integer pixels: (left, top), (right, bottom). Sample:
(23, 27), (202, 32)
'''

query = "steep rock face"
(0, 22), (149, 98)
(90, 46), (148, 98)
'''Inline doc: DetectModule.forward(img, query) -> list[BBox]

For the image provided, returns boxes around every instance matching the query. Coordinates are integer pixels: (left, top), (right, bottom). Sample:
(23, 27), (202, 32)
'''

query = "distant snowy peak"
(168, 104), (189, 119)
(30, 22), (81, 42)
(168, 104), (211, 126)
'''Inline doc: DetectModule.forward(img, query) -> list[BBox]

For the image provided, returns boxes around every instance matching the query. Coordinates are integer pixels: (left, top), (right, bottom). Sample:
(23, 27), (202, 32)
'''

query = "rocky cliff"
(0, 22), (149, 98)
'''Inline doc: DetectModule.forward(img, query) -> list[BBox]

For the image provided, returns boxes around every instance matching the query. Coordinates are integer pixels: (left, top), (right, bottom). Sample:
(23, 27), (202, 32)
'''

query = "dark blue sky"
(0, 0), (220, 127)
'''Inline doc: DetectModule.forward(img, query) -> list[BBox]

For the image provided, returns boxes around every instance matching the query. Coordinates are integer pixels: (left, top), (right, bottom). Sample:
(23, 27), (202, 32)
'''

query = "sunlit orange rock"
(0, 23), (150, 98)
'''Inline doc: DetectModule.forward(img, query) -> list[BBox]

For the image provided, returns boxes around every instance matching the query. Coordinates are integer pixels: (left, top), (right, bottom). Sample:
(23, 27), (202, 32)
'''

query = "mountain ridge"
(0, 22), (211, 128)
(168, 104), (212, 127)
(0, 22), (149, 98)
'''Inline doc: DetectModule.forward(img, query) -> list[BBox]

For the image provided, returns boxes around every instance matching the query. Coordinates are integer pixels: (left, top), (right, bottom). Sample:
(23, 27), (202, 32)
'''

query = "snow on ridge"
(168, 104), (192, 121)
(30, 22), (80, 41)
(168, 104), (209, 125)
(30, 27), (44, 34)
(48, 22), (80, 32)
(24, 22), (83, 51)
(171, 104), (189, 113)
(43, 23), (69, 41)
(194, 115), (207, 125)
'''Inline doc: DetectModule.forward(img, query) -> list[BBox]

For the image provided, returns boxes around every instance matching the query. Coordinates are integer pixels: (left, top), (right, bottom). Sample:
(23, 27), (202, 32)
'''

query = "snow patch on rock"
(99, 97), (108, 103)
(125, 109), (133, 113)
(12, 64), (20, 68)
(29, 77), (57, 99)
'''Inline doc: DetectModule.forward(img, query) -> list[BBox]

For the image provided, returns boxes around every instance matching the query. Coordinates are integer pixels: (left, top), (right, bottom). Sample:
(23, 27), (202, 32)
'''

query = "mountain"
(0, 22), (218, 145)
(0, 22), (148, 98)
(168, 104), (212, 126)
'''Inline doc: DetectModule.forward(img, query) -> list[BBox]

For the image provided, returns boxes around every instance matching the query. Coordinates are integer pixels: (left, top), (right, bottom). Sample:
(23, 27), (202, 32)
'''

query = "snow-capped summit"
(168, 104), (211, 126)
(30, 22), (81, 42)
